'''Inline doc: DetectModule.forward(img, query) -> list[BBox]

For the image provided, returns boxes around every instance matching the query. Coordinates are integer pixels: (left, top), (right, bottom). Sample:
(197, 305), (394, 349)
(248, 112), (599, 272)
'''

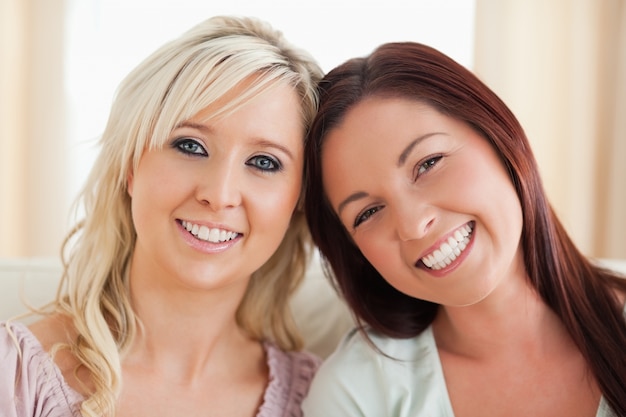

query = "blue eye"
(247, 155), (281, 172)
(354, 205), (383, 228)
(173, 138), (207, 156)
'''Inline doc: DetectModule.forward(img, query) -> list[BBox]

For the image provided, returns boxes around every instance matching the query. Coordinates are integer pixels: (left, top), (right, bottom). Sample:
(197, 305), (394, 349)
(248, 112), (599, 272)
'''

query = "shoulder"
(0, 320), (53, 380)
(257, 342), (322, 417)
(316, 326), (437, 377)
(0, 320), (41, 364)
(302, 326), (452, 417)
(597, 396), (621, 417)
(0, 321), (82, 416)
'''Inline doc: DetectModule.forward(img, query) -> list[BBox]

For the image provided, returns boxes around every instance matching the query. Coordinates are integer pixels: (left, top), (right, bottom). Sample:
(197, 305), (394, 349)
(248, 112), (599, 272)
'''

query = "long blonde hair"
(54, 15), (322, 416)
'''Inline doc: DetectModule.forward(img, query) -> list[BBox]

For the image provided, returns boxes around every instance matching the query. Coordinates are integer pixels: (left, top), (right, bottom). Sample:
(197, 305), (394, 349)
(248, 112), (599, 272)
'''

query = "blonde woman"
(0, 15), (322, 417)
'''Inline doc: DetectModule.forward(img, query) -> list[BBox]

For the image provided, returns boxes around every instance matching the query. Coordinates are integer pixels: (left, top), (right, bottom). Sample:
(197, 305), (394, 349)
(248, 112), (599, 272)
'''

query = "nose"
(196, 159), (242, 210)
(393, 197), (436, 242)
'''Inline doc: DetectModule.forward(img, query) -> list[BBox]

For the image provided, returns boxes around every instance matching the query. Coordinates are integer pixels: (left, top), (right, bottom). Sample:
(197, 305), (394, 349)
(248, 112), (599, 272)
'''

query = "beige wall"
(1, 1), (624, 259)
(474, 0), (626, 258)
(0, 0), (69, 257)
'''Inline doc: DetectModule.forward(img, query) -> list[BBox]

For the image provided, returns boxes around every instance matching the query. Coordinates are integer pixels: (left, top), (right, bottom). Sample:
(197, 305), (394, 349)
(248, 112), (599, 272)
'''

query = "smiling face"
(322, 96), (525, 307)
(127, 81), (304, 293)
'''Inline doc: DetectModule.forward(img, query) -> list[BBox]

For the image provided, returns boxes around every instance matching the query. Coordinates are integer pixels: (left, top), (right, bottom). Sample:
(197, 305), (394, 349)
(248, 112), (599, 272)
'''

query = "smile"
(180, 220), (239, 243)
(420, 222), (474, 270)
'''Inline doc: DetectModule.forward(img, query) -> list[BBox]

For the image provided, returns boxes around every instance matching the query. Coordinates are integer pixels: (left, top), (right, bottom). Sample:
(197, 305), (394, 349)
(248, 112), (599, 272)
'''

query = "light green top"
(303, 313), (622, 417)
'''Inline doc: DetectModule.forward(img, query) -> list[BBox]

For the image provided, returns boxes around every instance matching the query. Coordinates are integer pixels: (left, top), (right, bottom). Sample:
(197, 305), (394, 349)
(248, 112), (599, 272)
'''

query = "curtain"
(0, 0), (69, 257)
(2, 1), (625, 260)
(474, 0), (626, 259)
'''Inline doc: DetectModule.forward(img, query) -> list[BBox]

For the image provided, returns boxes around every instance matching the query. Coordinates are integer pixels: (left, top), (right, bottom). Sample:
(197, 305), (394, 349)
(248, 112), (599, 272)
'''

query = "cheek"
(355, 234), (398, 276)
(358, 237), (418, 297)
(447, 153), (515, 209)
(251, 177), (301, 224)
(131, 162), (186, 223)
(444, 162), (487, 201)
(453, 155), (523, 243)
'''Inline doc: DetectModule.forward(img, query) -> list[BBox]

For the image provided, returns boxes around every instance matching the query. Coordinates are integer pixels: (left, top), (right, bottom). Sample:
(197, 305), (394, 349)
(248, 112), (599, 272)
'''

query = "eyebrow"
(252, 139), (295, 161)
(337, 191), (369, 217)
(175, 121), (213, 135)
(175, 121), (295, 160)
(397, 132), (443, 167)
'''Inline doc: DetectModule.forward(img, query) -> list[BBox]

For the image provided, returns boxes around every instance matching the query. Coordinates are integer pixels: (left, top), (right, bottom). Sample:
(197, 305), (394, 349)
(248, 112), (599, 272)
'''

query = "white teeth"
(441, 243), (453, 256)
(181, 220), (238, 243)
(421, 223), (474, 270)
(198, 226), (209, 240)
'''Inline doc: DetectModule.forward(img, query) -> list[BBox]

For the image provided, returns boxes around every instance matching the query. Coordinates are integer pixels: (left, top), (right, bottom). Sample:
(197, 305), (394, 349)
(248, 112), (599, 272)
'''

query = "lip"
(176, 219), (242, 254)
(415, 221), (475, 276)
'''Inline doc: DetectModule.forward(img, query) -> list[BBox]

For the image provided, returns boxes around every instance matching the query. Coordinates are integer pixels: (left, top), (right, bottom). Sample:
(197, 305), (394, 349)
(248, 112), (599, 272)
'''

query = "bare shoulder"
(28, 313), (76, 350)
(28, 313), (90, 395)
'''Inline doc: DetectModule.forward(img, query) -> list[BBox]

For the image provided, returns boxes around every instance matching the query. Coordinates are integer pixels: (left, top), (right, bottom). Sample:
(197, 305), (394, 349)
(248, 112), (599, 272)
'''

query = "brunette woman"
(302, 42), (626, 417)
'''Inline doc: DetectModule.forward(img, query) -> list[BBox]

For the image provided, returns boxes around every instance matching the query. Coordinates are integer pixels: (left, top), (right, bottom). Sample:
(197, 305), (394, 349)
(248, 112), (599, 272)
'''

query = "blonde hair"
(54, 15), (322, 416)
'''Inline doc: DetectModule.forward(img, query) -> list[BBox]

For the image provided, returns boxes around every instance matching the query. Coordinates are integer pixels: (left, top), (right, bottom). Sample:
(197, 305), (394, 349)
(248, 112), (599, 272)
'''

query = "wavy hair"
(304, 42), (626, 414)
(51, 15), (321, 416)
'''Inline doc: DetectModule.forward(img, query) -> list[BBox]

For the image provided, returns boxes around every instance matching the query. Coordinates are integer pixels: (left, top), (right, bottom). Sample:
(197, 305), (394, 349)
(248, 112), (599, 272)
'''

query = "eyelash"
(246, 155), (282, 173)
(172, 137), (282, 172)
(414, 154), (443, 179)
(353, 205), (383, 228)
(173, 137), (207, 156)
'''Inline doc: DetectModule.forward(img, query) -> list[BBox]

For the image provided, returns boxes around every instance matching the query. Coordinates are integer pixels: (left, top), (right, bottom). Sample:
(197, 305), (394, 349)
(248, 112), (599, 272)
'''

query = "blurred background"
(1, 0), (625, 260)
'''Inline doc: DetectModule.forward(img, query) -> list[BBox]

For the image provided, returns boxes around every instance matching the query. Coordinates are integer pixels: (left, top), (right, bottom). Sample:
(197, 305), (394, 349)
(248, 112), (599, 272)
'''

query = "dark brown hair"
(304, 42), (626, 414)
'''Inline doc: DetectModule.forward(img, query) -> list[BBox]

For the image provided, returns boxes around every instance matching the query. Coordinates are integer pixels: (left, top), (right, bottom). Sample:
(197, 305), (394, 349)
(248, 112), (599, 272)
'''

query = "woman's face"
(127, 81), (304, 292)
(322, 97), (525, 307)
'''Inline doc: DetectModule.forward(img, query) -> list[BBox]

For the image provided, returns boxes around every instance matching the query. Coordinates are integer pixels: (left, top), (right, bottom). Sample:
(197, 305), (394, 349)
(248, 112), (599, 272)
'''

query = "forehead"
(321, 96), (437, 161)
(191, 77), (301, 124)
(325, 96), (436, 141)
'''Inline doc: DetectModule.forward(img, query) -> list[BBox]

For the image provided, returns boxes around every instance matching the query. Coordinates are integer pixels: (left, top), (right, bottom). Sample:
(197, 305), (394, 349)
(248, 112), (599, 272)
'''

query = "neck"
(432, 275), (574, 361)
(123, 258), (259, 384)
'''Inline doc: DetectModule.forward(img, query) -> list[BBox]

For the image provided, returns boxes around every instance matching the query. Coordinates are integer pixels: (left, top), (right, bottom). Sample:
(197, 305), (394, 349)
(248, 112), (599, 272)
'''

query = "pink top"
(0, 322), (320, 417)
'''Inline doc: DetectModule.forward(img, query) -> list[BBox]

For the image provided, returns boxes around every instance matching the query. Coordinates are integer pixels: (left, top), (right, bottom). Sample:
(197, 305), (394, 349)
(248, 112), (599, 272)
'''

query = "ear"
(127, 169), (134, 197)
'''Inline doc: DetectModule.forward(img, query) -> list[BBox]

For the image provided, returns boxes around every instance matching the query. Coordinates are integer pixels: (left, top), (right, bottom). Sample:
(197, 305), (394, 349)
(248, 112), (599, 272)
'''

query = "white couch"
(0, 255), (355, 359)
(1, 257), (624, 359)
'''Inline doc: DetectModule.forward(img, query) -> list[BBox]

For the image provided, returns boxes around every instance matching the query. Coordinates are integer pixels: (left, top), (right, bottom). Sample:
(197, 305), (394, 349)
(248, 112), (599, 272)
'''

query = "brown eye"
(354, 205), (383, 228)
(415, 155), (443, 178)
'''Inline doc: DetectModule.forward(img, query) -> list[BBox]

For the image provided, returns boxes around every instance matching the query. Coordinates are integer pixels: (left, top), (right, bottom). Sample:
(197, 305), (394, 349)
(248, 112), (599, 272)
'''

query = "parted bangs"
(103, 34), (307, 189)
